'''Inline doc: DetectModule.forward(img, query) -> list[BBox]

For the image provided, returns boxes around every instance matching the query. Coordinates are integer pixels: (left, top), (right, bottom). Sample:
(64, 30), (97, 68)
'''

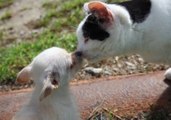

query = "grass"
(88, 108), (122, 120)
(0, 31), (3, 40)
(0, 0), (13, 9)
(33, 0), (86, 30)
(0, 31), (76, 84)
(0, 0), (86, 84)
(87, 107), (171, 120)
(0, 11), (12, 21)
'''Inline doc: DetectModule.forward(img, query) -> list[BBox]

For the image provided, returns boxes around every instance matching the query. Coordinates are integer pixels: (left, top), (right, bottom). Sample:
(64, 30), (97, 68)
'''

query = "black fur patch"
(82, 14), (110, 41)
(116, 0), (152, 23)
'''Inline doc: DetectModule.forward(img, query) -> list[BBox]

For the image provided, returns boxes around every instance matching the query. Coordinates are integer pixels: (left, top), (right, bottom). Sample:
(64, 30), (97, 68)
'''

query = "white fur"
(76, 0), (171, 79)
(13, 47), (81, 120)
(165, 68), (171, 79)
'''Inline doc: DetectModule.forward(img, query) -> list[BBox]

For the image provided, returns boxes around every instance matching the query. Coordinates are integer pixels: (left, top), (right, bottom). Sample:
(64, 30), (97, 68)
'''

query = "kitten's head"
(76, 1), (131, 61)
(16, 48), (83, 101)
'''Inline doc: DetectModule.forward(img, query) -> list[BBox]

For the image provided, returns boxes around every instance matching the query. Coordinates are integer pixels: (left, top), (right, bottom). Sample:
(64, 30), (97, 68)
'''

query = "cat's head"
(76, 1), (132, 61)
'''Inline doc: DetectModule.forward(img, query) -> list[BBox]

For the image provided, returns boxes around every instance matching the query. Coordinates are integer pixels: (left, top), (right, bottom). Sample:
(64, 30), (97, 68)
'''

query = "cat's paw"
(164, 68), (171, 85)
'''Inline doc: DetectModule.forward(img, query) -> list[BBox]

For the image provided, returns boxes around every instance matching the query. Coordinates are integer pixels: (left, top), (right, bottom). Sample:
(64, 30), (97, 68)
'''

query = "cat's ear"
(39, 71), (59, 101)
(83, 1), (114, 23)
(16, 65), (32, 84)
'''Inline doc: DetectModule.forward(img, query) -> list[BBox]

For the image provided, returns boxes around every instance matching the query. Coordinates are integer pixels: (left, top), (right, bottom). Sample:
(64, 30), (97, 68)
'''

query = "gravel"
(74, 54), (169, 81)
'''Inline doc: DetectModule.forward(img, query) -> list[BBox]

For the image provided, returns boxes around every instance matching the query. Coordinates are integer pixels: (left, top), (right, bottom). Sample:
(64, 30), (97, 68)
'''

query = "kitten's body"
(77, 0), (171, 64)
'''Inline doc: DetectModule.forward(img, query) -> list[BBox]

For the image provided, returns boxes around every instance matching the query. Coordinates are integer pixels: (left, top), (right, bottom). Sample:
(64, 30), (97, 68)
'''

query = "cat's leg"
(164, 68), (171, 85)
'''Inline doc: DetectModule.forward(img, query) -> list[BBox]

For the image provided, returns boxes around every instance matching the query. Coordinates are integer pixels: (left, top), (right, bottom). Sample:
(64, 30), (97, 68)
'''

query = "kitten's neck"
(108, 23), (143, 57)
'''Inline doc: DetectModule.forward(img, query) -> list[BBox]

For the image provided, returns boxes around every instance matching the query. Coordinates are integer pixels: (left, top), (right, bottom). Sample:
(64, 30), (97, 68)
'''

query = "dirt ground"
(0, 0), (44, 46)
(1, 71), (171, 120)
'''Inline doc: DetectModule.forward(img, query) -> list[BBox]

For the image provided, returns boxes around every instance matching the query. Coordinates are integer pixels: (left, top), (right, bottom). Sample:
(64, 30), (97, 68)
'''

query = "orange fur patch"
(88, 1), (113, 22)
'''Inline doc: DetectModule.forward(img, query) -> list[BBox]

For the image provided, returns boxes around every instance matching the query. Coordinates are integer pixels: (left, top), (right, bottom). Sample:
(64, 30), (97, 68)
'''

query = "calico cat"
(76, 0), (171, 81)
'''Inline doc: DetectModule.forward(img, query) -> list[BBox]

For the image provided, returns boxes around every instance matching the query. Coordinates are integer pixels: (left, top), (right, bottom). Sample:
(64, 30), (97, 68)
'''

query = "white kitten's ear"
(16, 65), (32, 84)
(39, 71), (59, 101)
(83, 1), (114, 23)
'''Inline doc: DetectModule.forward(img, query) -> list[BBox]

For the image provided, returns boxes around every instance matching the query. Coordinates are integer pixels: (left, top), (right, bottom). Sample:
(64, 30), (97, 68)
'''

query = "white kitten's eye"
(52, 79), (58, 86)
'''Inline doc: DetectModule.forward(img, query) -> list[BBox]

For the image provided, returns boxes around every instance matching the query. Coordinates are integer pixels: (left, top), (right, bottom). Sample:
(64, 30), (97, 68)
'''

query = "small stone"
(125, 62), (136, 70)
(115, 56), (119, 61)
(84, 67), (103, 76)
(112, 67), (120, 72)
(104, 71), (112, 75)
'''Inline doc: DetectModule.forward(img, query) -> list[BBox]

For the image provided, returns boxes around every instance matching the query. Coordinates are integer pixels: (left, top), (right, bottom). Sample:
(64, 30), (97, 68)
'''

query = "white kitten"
(13, 47), (82, 120)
